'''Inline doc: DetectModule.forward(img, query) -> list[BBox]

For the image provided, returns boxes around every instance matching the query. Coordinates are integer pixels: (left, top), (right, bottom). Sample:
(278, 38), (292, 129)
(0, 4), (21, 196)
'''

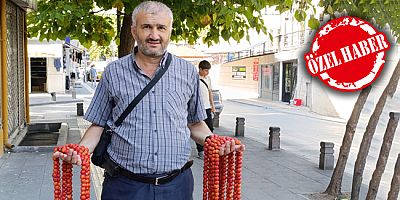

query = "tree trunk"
(366, 112), (400, 200)
(324, 86), (372, 196)
(117, 10), (121, 39)
(387, 153), (400, 200)
(351, 59), (400, 200)
(118, 13), (135, 58)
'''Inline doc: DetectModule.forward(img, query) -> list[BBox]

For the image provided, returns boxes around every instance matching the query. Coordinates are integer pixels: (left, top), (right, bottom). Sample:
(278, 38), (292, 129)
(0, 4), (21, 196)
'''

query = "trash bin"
(293, 98), (302, 106)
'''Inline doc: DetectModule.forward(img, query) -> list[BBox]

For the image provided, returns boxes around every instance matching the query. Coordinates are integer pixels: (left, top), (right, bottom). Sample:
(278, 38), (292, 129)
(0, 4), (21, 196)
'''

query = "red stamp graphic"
(304, 16), (390, 92)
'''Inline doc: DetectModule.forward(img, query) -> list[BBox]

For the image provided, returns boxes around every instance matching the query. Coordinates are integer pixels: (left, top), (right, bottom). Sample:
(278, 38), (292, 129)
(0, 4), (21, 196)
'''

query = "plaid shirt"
(84, 50), (206, 174)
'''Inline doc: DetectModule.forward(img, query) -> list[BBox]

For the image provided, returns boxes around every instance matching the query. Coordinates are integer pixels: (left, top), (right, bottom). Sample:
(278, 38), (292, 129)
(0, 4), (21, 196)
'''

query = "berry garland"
(53, 144), (90, 200)
(203, 135), (243, 200)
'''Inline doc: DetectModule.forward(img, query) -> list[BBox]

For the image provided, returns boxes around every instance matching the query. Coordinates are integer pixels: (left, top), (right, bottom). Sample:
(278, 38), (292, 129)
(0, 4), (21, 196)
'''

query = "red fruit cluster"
(203, 135), (243, 200)
(53, 144), (90, 200)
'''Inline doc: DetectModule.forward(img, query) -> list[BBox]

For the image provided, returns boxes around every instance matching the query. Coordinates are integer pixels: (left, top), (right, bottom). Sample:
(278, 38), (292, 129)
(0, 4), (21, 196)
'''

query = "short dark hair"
(199, 60), (211, 70)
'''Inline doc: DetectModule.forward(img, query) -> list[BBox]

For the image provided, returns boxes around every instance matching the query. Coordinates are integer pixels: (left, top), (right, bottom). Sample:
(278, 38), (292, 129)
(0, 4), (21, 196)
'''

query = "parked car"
(212, 89), (223, 113)
(212, 89), (223, 127)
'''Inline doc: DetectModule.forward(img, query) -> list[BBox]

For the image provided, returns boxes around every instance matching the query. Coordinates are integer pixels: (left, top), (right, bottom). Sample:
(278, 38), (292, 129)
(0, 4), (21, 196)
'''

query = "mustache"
(145, 38), (161, 43)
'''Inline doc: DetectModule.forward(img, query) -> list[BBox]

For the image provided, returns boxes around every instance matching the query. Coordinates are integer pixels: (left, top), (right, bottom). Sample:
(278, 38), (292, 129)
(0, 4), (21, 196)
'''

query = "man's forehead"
(137, 11), (171, 23)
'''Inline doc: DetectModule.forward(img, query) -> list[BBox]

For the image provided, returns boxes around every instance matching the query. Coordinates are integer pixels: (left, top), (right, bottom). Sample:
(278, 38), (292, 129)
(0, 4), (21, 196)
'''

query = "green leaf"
(294, 10), (306, 22)
(284, 0), (292, 7)
(327, 5), (334, 15)
(221, 29), (229, 41)
(308, 17), (320, 29)
(268, 32), (273, 41)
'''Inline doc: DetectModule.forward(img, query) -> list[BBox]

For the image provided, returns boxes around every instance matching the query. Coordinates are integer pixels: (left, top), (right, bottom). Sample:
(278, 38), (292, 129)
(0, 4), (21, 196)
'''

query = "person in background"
(53, 1), (244, 199)
(89, 65), (97, 87)
(196, 60), (215, 159)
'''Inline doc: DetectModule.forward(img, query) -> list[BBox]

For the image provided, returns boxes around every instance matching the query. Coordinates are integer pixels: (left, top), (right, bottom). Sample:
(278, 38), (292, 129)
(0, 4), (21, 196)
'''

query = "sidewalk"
(228, 98), (347, 124)
(0, 83), (358, 200)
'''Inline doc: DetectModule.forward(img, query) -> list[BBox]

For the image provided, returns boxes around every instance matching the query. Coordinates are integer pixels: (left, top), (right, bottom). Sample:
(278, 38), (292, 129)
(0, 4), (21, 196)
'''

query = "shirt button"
(152, 91), (155, 94)
(154, 130), (157, 132)
(153, 110), (156, 114)
(154, 152), (158, 156)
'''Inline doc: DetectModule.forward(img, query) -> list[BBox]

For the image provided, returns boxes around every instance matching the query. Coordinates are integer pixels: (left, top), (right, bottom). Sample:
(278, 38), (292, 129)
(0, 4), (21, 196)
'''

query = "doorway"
(30, 57), (47, 92)
(282, 62), (297, 103)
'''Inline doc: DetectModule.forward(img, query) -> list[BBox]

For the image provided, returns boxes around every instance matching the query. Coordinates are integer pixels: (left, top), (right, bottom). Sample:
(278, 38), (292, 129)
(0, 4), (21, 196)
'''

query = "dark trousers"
(101, 168), (194, 200)
(196, 108), (214, 152)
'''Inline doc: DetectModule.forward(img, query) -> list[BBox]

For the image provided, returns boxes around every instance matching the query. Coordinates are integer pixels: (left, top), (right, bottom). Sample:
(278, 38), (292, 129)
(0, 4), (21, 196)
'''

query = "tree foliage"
(27, 0), (320, 49)
(28, 0), (399, 53)
(319, 0), (400, 41)
(27, 0), (115, 48)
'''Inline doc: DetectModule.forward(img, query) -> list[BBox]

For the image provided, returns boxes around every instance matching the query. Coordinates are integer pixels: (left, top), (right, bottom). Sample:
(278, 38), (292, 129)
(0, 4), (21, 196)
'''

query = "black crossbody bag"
(91, 53), (172, 168)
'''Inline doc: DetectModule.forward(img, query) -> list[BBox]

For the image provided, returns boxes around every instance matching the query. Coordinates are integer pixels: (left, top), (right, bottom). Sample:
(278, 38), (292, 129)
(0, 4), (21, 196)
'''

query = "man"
(89, 65), (97, 87)
(53, 1), (244, 200)
(196, 60), (215, 159)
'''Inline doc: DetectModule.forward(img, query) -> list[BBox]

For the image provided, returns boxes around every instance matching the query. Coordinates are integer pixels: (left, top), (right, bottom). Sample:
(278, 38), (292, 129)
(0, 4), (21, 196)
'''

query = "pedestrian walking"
(196, 60), (215, 159)
(89, 65), (97, 87)
(53, 1), (245, 200)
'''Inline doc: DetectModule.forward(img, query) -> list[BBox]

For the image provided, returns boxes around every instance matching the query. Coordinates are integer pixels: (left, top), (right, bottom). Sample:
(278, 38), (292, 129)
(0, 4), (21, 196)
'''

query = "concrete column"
(77, 103), (84, 116)
(319, 142), (334, 170)
(50, 92), (56, 101)
(235, 117), (245, 137)
(268, 127), (280, 150)
(71, 78), (76, 99)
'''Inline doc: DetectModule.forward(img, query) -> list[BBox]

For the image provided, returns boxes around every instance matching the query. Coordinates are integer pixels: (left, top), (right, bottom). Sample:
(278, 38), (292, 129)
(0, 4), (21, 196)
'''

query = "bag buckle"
(105, 128), (113, 135)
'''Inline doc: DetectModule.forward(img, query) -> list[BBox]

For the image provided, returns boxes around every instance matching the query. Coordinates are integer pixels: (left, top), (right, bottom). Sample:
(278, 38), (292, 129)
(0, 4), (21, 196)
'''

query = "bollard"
(268, 127), (280, 150)
(77, 103), (84, 116)
(50, 92), (56, 101)
(213, 112), (220, 127)
(72, 89), (77, 99)
(319, 142), (334, 170)
(235, 117), (245, 137)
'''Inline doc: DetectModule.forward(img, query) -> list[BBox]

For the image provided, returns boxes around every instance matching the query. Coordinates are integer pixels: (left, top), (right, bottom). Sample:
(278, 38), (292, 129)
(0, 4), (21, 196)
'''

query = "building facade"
(218, 20), (399, 119)
(0, 0), (36, 156)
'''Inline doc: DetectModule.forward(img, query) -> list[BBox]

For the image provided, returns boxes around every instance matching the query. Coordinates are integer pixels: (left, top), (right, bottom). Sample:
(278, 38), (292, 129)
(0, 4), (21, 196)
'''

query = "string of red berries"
(203, 135), (243, 200)
(53, 144), (90, 200)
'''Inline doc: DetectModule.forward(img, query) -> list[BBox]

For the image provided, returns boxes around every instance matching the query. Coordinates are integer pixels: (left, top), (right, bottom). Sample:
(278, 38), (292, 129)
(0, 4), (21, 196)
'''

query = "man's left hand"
(211, 107), (216, 113)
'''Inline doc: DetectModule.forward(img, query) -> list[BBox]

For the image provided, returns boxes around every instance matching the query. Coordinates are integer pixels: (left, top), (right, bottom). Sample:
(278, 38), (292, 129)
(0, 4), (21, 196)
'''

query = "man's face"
(131, 11), (172, 58)
(199, 68), (209, 77)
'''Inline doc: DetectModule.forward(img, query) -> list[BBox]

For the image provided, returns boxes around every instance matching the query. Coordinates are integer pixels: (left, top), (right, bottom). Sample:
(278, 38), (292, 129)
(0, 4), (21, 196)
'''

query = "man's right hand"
(53, 148), (82, 166)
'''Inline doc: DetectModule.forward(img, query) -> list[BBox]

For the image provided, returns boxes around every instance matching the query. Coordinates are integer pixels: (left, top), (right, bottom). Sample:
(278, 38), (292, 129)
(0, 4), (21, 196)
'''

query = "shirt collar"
(131, 46), (169, 70)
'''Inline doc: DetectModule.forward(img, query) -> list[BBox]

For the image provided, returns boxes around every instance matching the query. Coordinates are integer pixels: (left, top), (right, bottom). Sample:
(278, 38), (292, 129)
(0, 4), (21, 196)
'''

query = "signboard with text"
(232, 66), (246, 80)
(253, 59), (259, 81)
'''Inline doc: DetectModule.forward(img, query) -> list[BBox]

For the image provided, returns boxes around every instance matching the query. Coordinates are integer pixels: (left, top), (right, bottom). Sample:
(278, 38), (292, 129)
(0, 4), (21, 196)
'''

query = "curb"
(30, 99), (84, 106)
(228, 99), (346, 124)
(9, 122), (70, 153)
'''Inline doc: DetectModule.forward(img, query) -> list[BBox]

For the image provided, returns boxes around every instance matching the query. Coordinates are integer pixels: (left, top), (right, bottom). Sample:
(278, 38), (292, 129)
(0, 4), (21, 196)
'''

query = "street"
(26, 80), (400, 200)
(218, 97), (399, 200)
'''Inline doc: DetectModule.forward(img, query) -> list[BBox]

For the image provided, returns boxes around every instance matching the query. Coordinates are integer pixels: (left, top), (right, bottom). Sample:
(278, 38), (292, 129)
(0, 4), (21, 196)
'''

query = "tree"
(27, 0), (321, 57)
(324, 86), (371, 196)
(319, 0), (400, 198)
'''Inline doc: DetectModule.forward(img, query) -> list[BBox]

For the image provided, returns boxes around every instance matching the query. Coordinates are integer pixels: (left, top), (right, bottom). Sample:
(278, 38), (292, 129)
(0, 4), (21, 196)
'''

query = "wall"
(315, 41), (399, 119)
(47, 57), (65, 93)
(219, 54), (276, 98)
(28, 40), (65, 93)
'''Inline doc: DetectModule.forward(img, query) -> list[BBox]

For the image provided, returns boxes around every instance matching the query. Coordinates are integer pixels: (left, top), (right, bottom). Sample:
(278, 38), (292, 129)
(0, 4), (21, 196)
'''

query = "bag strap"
(114, 53), (172, 127)
(200, 79), (209, 89)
